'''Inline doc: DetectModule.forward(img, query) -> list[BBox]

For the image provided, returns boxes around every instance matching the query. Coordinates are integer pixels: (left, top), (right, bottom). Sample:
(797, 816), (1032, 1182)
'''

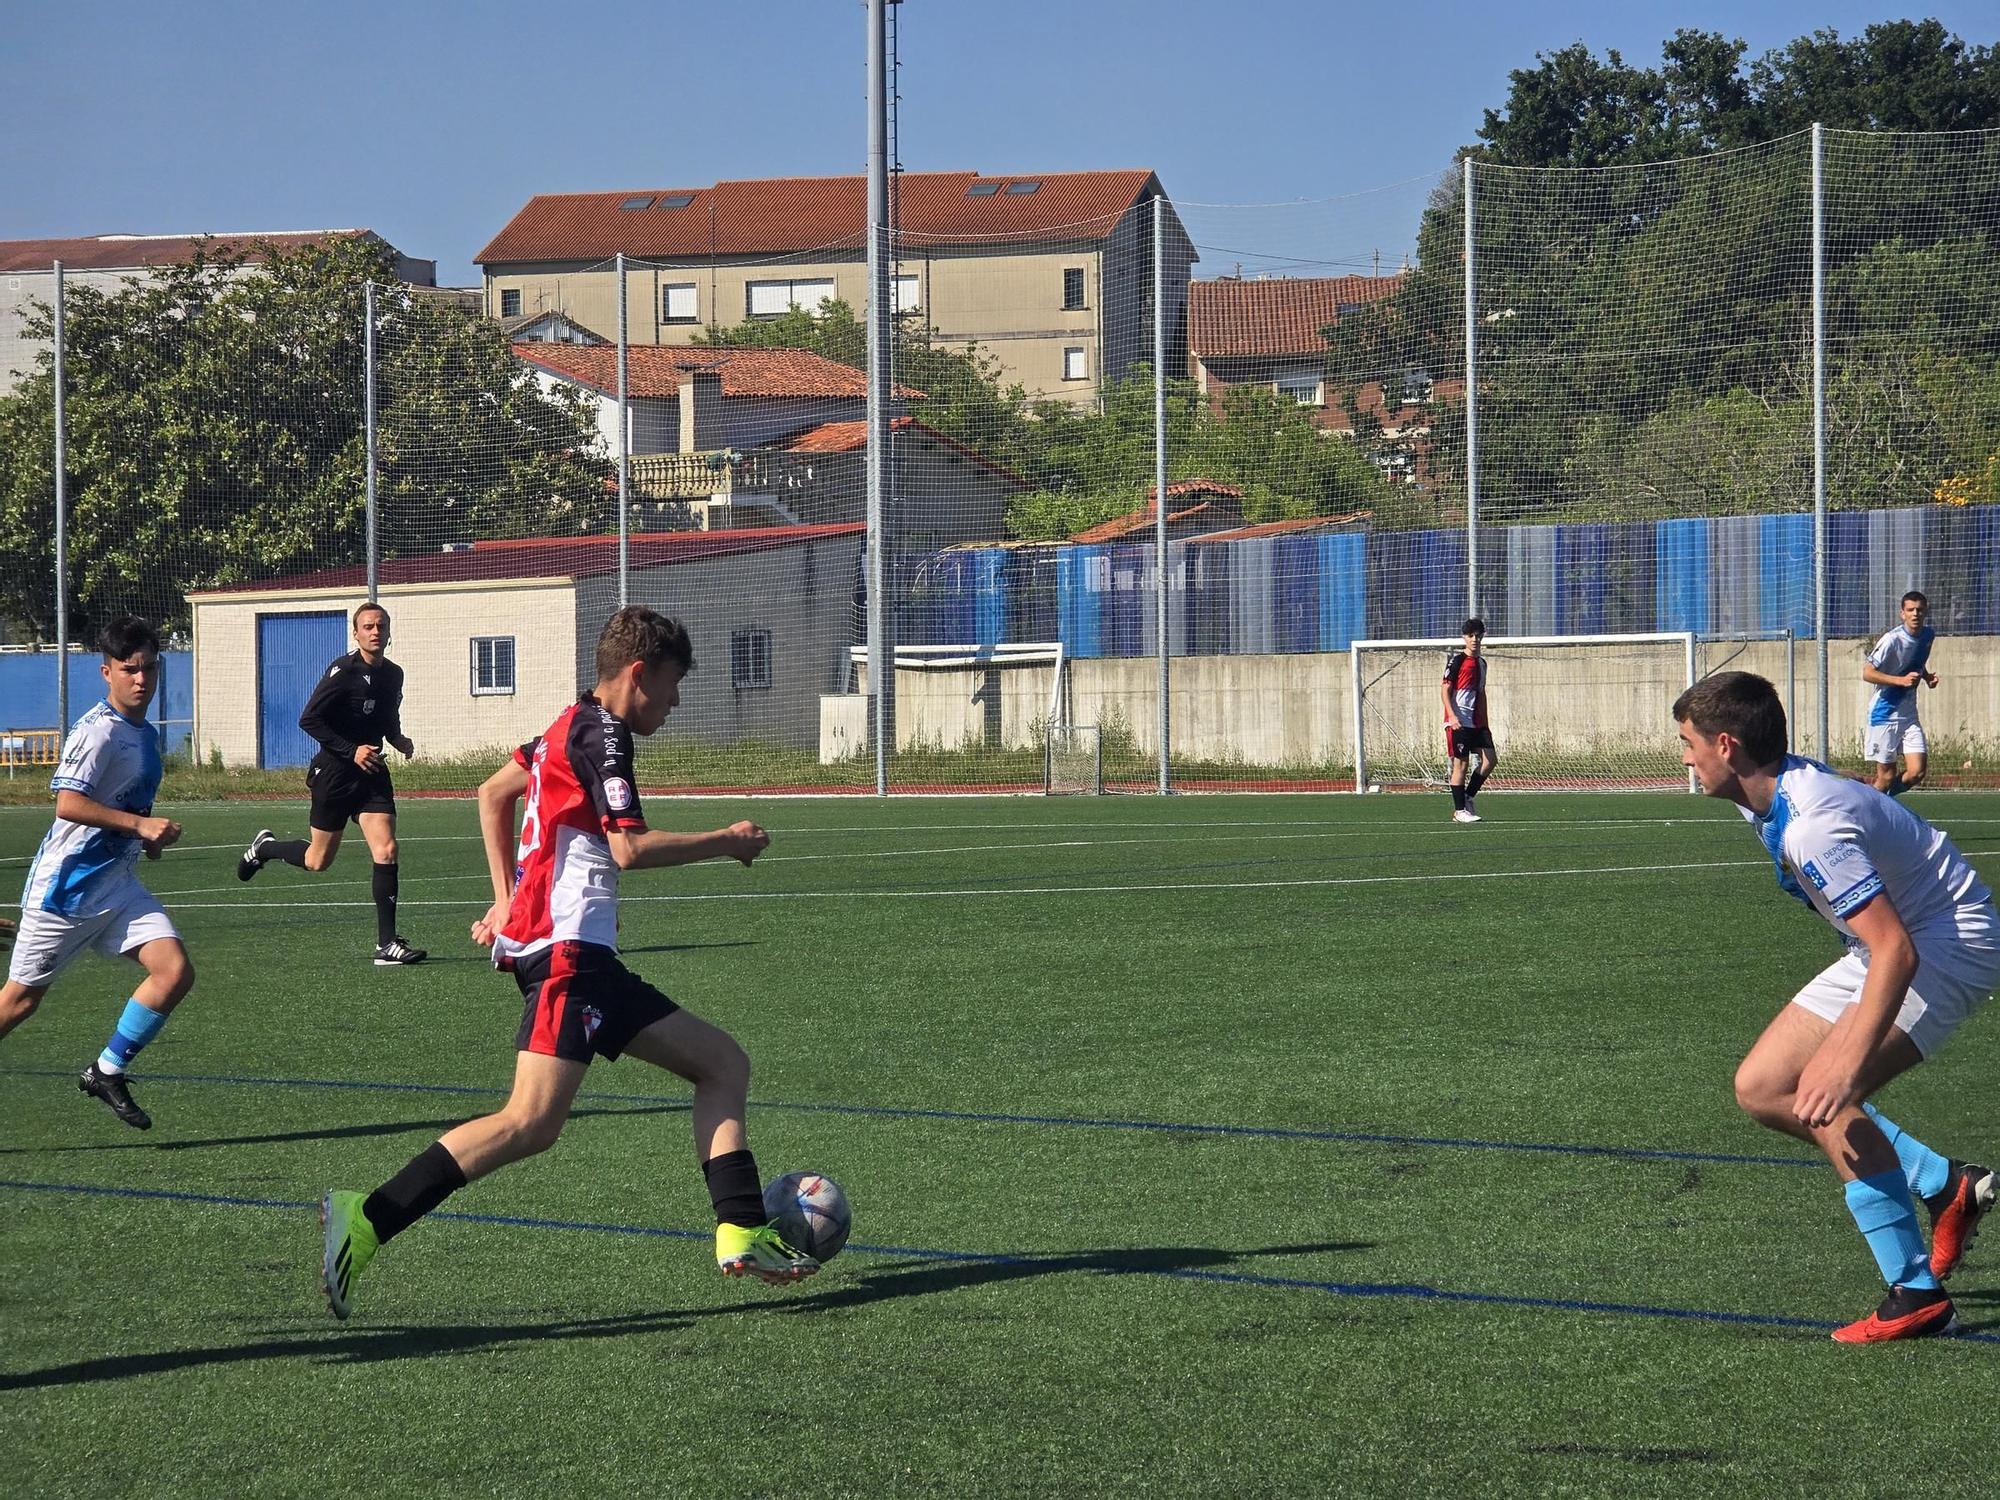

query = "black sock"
(701, 1148), (766, 1228)
(372, 862), (399, 945)
(1466, 767), (1490, 798)
(272, 838), (310, 868)
(1451, 785), (1467, 811)
(362, 1141), (467, 1244)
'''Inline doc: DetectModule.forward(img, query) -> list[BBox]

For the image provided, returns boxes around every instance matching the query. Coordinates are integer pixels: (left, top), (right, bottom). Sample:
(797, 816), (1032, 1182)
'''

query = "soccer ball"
(763, 1170), (852, 1261)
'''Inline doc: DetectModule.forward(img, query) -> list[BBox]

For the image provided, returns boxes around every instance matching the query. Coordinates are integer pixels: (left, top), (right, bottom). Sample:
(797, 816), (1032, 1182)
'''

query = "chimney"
(678, 368), (724, 453)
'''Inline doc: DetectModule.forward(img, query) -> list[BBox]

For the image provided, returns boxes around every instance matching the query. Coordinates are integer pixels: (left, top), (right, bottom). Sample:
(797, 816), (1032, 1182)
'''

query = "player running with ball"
(319, 606), (817, 1319)
(1675, 671), (1998, 1342)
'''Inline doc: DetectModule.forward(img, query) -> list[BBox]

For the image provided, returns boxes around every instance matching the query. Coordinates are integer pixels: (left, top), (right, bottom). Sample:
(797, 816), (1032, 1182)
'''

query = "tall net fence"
(3, 130), (1996, 794)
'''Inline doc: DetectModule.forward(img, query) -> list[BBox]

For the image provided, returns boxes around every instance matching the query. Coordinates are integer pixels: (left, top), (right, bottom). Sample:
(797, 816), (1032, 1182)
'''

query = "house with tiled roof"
(1069, 481), (1249, 543)
(513, 343), (1017, 544)
(0, 230), (434, 390)
(477, 170), (1195, 406)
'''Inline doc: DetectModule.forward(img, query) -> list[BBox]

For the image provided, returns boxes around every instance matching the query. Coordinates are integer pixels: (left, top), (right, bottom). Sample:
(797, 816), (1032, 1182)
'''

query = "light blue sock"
(1844, 1170), (1939, 1291)
(97, 998), (167, 1076)
(1863, 1103), (1951, 1202)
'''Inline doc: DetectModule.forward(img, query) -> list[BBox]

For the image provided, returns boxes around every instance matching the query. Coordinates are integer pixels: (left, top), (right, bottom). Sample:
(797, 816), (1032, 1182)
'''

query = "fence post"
(866, 0), (895, 796)
(616, 252), (630, 607)
(1462, 155), (1479, 622)
(365, 280), (378, 603)
(53, 259), (68, 735)
(1153, 195), (1170, 795)
(1810, 123), (1829, 763)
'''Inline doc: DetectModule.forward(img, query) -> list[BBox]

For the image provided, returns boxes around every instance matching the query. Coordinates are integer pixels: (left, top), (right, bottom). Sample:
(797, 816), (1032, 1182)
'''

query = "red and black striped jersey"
(1443, 652), (1488, 728)
(493, 694), (646, 963)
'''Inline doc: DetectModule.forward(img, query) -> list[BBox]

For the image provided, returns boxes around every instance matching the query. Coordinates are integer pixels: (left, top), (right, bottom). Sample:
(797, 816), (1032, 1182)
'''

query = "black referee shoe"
(374, 936), (427, 966)
(237, 829), (275, 882)
(79, 1063), (152, 1130)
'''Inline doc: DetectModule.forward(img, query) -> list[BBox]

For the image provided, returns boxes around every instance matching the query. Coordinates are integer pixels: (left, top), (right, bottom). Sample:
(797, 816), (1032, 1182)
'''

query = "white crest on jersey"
(604, 777), (633, 811)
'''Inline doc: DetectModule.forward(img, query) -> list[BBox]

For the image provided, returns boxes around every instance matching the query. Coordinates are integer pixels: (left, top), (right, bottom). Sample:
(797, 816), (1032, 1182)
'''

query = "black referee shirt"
(298, 651), (405, 762)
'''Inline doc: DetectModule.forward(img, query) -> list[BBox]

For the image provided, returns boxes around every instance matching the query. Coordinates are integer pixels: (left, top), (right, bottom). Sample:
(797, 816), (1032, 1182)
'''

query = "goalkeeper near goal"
(1440, 617), (1498, 822)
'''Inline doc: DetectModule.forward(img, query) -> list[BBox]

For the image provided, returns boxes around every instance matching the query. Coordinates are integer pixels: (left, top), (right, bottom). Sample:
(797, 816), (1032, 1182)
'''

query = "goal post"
(1350, 631), (1796, 795)
(842, 642), (1085, 790)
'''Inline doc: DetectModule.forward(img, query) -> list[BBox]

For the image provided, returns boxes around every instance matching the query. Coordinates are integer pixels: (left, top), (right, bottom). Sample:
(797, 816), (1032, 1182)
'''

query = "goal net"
(1351, 631), (1796, 794)
(836, 642), (1074, 788)
(1046, 723), (1103, 795)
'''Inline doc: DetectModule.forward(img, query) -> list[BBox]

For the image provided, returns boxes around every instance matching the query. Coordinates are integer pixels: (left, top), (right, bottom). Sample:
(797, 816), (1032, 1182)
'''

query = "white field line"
(39, 852), (2000, 912)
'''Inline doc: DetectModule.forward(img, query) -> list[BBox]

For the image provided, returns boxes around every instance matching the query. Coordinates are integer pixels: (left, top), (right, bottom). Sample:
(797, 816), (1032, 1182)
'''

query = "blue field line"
(0, 1065), (1823, 1170)
(0, 1177), (1990, 1344)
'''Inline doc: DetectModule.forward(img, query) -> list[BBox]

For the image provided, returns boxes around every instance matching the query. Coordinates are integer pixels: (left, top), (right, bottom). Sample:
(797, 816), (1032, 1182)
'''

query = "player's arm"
(298, 668), (370, 768)
(469, 754), (532, 946)
(606, 821), (768, 872)
(1439, 658), (1461, 729)
(385, 665), (414, 758)
(52, 791), (180, 853)
(1793, 892), (1916, 1129)
(1860, 662), (1921, 688)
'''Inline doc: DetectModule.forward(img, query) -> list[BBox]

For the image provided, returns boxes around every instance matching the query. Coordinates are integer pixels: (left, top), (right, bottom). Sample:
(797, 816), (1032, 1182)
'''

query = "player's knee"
(305, 848), (336, 872)
(160, 953), (195, 1001)
(504, 1109), (566, 1158)
(1732, 1062), (1787, 1123)
(700, 1032), (751, 1095)
(1901, 768), (1926, 790)
(0, 986), (42, 1024)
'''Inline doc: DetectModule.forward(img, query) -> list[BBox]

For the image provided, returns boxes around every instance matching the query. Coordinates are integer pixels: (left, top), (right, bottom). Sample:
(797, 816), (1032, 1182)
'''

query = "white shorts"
(6, 879), (180, 989)
(1788, 914), (2000, 1057)
(1865, 717), (1926, 763)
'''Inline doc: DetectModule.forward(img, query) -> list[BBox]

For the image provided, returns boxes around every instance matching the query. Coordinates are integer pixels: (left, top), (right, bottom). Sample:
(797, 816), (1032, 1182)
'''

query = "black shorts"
(510, 941), (677, 1064)
(1446, 726), (1495, 759)
(307, 753), (396, 832)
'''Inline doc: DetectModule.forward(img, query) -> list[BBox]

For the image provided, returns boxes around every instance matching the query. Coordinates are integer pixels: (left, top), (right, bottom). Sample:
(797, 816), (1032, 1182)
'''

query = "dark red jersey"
(1443, 651), (1488, 728)
(493, 694), (647, 963)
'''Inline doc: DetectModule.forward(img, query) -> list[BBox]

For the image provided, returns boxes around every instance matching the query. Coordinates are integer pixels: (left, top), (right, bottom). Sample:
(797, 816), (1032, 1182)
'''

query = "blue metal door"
(257, 612), (347, 769)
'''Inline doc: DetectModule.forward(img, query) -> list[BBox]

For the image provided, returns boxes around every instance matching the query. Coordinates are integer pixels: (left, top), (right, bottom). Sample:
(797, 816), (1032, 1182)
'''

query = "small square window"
(618, 195), (655, 211)
(499, 288), (522, 318)
(1062, 346), (1087, 381)
(966, 182), (1002, 197)
(471, 636), (516, 696)
(1062, 268), (1085, 311)
(1276, 372), (1323, 407)
(657, 193), (696, 209)
(1005, 181), (1041, 195)
(731, 628), (772, 690)
(663, 283), (698, 323)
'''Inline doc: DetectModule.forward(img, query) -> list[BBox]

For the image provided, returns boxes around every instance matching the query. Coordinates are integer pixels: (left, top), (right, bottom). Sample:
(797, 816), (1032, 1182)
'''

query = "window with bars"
(731, 629), (772, 690)
(471, 636), (516, 696)
(1063, 268), (1085, 310)
(662, 283), (698, 323)
(499, 288), (522, 317)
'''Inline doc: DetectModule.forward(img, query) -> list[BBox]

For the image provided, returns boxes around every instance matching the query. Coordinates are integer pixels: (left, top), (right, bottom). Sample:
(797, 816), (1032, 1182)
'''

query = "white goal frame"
(845, 641), (1068, 733)
(1351, 631), (1700, 795)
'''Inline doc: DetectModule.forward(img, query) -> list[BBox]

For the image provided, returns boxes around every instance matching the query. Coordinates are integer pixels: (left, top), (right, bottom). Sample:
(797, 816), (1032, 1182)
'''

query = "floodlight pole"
(53, 260), (68, 734)
(1153, 195), (1170, 795)
(1810, 123), (1829, 763)
(865, 0), (897, 795)
(1462, 154), (1479, 621)
(616, 252), (630, 607)
(364, 280), (378, 603)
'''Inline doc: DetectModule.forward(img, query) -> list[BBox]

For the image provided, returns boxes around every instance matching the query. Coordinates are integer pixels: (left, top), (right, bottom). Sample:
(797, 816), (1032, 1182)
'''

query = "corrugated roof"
(187, 524), (865, 597)
(768, 415), (1027, 487)
(477, 171), (1160, 265)
(513, 342), (923, 401)
(1186, 511), (1373, 542)
(1188, 275), (1401, 359)
(0, 230), (387, 275)
(1069, 482), (1247, 543)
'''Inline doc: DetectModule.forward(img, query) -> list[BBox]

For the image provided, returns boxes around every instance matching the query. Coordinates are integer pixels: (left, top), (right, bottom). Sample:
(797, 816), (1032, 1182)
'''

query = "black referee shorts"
(307, 753), (397, 832)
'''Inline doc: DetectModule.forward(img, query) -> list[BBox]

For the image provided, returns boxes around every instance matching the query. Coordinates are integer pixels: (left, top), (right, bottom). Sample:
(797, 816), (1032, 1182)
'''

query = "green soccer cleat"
(716, 1221), (819, 1286)
(321, 1190), (379, 1320)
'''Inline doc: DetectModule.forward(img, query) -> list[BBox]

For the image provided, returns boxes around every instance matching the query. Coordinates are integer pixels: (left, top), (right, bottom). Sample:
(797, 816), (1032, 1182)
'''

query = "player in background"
(236, 601), (424, 964)
(1861, 590), (1937, 797)
(318, 606), (817, 1319)
(1441, 618), (1498, 823)
(1674, 671), (1998, 1342)
(0, 617), (193, 1130)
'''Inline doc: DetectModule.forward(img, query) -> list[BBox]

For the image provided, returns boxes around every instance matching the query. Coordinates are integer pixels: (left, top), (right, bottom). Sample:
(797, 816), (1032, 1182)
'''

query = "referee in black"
(238, 601), (425, 964)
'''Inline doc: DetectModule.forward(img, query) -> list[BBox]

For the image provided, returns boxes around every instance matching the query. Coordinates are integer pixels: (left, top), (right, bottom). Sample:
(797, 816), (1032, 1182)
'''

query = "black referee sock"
(372, 862), (399, 945)
(701, 1148), (767, 1228)
(362, 1141), (468, 1244)
(271, 838), (310, 868)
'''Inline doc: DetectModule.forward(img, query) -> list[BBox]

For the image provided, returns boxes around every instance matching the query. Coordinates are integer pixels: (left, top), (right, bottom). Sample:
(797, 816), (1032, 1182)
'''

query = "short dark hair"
(98, 615), (160, 661)
(1461, 617), (1486, 636)
(595, 606), (694, 681)
(1902, 590), (1928, 608)
(1671, 671), (1787, 766)
(354, 601), (389, 627)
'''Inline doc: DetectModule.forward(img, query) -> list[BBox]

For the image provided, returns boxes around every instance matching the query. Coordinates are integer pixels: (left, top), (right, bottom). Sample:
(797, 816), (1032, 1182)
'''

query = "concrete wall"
(874, 635), (2000, 770)
(188, 580), (579, 768)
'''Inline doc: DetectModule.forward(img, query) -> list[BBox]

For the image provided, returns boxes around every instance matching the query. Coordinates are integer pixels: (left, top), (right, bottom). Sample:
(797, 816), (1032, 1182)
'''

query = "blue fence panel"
(1270, 536), (1320, 654)
(1654, 518), (1710, 633)
(257, 612), (347, 769)
(1057, 546), (1105, 659)
(972, 549), (1006, 648)
(1757, 513), (1814, 638)
(0, 650), (193, 752)
(1556, 523), (1611, 635)
(1103, 544), (1151, 658)
(1315, 533), (1366, 650)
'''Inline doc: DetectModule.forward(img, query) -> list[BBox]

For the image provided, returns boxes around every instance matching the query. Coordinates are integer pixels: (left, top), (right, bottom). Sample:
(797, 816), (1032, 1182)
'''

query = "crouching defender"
(1675, 671), (1998, 1342)
(320, 606), (816, 1318)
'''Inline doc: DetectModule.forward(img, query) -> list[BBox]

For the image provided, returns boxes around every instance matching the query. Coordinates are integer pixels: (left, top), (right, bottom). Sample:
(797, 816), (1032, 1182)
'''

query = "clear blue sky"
(2, 1), (1991, 285)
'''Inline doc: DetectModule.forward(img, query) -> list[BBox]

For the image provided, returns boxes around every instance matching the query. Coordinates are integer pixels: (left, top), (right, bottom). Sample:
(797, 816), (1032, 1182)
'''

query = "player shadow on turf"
(616, 941), (760, 957)
(0, 1240), (1369, 1391)
(0, 1104), (685, 1156)
(1941, 1287), (2000, 1333)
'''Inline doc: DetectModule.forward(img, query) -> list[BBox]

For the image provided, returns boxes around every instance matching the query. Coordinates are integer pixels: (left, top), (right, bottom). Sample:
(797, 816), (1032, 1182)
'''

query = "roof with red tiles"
(0, 230), (401, 276)
(477, 171), (1163, 265)
(187, 524), (866, 597)
(768, 415), (1027, 487)
(1069, 481), (1248, 544)
(1186, 511), (1373, 542)
(513, 342), (924, 401)
(1187, 275), (1402, 359)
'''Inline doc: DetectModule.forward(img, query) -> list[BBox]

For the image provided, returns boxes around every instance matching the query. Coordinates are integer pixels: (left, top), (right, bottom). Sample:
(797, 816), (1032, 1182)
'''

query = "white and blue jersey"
(1867, 624), (1935, 727)
(20, 700), (165, 918)
(1744, 755), (1991, 946)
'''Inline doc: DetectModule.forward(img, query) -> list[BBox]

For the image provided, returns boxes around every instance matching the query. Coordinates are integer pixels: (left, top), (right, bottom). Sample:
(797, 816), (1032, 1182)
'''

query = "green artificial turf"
(4, 791), (2000, 1498)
